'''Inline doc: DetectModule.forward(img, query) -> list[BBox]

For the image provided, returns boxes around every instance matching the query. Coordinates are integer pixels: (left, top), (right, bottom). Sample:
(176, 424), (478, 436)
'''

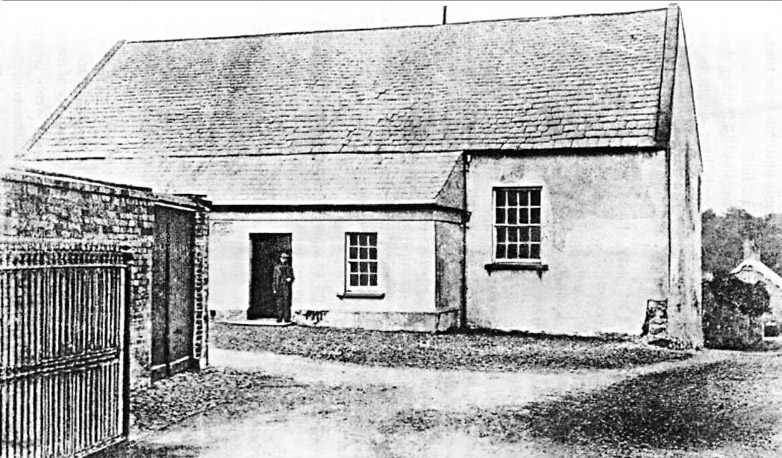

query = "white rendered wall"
(209, 212), (437, 315)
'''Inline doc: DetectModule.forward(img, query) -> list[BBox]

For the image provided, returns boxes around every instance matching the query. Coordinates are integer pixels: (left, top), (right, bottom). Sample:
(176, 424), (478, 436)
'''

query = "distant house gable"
(731, 256), (782, 293)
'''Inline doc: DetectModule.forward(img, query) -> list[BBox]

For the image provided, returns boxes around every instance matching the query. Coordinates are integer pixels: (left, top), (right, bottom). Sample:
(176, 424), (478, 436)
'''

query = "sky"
(2, 1), (782, 216)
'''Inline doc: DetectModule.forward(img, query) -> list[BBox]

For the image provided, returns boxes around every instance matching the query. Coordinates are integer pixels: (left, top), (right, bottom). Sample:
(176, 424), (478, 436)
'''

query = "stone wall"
(0, 167), (210, 380)
(192, 202), (210, 367)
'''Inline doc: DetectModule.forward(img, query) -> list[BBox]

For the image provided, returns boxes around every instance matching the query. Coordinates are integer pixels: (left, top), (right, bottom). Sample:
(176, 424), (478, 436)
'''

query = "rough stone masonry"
(0, 167), (210, 382)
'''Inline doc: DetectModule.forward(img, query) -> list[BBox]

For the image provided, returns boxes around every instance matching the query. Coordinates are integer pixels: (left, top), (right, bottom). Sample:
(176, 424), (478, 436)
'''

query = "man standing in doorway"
(272, 252), (294, 323)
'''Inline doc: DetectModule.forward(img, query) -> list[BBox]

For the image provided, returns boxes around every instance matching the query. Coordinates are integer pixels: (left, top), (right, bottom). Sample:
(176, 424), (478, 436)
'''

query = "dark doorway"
(151, 205), (195, 381)
(249, 233), (292, 319)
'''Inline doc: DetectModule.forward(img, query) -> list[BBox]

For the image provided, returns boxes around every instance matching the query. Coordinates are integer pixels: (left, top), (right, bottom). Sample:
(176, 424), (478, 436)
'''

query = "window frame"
(344, 232), (380, 294)
(492, 186), (543, 264)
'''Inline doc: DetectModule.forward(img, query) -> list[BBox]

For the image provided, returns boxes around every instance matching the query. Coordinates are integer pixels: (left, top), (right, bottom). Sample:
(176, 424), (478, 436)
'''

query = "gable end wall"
(666, 17), (704, 348)
(465, 151), (669, 336)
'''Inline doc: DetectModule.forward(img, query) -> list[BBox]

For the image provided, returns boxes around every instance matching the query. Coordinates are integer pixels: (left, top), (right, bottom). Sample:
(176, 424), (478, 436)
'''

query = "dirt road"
(115, 348), (780, 458)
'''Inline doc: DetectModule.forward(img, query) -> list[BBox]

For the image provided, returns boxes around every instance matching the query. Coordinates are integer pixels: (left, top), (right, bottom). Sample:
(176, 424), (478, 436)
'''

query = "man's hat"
(280, 252), (291, 259)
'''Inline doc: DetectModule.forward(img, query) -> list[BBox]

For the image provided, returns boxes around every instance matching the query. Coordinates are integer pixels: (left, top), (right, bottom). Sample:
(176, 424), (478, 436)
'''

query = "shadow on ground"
(92, 442), (201, 458)
(387, 355), (782, 456)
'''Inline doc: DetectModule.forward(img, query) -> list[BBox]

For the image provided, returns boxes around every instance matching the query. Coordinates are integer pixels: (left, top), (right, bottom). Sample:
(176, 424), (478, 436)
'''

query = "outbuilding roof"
(21, 152), (464, 207)
(23, 6), (676, 160)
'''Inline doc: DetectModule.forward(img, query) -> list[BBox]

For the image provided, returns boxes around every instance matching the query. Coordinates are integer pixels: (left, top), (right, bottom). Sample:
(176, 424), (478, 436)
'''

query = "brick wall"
(1, 167), (210, 381)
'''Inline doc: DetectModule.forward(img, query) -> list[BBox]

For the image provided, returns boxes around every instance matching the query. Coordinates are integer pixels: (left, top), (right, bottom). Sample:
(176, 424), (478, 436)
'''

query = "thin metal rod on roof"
(443, 5), (447, 25)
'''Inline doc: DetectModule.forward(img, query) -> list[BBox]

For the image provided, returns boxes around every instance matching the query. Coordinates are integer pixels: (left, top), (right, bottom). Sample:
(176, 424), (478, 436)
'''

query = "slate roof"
(21, 152), (463, 206)
(731, 257), (782, 291)
(24, 7), (671, 160)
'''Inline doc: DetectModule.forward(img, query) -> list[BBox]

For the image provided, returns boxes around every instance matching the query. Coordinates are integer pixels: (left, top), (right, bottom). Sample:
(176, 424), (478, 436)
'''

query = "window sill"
(484, 262), (548, 274)
(337, 292), (386, 300)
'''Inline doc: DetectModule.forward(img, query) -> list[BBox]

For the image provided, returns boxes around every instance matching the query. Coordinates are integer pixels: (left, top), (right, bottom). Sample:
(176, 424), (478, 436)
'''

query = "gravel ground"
(383, 353), (782, 457)
(95, 366), (398, 458)
(212, 322), (692, 371)
(96, 328), (782, 458)
(129, 367), (296, 431)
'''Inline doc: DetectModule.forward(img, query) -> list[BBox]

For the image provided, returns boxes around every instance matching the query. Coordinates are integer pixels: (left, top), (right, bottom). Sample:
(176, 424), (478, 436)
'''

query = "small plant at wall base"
(294, 310), (329, 326)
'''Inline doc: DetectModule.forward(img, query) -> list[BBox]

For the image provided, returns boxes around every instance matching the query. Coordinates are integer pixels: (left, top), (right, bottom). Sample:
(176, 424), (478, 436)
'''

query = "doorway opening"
(151, 205), (196, 381)
(249, 233), (292, 319)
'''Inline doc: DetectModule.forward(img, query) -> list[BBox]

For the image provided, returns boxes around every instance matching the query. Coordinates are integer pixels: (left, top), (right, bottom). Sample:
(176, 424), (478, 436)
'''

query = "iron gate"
(0, 240), (130, 458)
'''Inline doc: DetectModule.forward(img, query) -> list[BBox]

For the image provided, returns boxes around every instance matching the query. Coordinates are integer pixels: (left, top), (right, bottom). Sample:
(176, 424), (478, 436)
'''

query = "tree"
(702, 207), (782, 276)
(708, 273), (770, 318)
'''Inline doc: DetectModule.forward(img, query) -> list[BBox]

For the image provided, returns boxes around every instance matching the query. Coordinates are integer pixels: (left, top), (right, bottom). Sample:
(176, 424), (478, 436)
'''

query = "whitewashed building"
(19, 5), (704, 346)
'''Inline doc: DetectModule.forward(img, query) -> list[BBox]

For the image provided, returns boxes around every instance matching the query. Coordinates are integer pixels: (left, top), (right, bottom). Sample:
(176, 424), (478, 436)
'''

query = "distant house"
(18, 5), (703, 346)
(731, 241), (782, 333)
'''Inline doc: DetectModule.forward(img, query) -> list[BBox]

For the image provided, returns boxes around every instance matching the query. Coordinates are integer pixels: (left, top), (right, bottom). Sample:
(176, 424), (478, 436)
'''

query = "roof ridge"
(125, 6), (668, 45)
(654, 3), (680, 146)
(21, 40), (126, 156)
(25, 151), (466, 161)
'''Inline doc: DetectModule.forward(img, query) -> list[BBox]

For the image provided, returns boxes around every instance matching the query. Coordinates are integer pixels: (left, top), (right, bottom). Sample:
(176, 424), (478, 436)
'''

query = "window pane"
(531, 190), (541, 206)
(347, 233), (380, 289)
(531, 226), (541, 242)
(530, 243), (540, 259)
(495, 208), (505, 224)
(508, 244), (518, 259)
(520, 227), (530, 242)
(531, 208), (540, 224)
(496, 190), (506, 206)
(520, 244), (530, 259)
(496, 243), (506, 259)
(493, 188), (543, 262)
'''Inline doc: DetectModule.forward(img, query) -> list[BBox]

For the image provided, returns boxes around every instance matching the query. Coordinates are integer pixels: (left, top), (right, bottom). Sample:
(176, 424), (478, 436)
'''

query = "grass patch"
(212, 322), (691, 371)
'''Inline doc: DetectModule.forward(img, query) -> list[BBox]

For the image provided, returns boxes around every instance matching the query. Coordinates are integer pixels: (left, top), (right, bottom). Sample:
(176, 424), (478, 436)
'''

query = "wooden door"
(249, 234), (292, 319)
(152, 205), (195, 380)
